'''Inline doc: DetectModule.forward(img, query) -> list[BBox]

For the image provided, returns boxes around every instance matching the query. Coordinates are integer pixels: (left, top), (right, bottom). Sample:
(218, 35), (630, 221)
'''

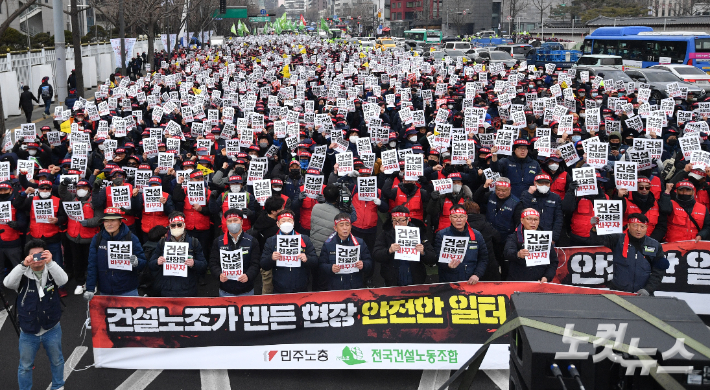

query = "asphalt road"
(0, 276), (507, 390)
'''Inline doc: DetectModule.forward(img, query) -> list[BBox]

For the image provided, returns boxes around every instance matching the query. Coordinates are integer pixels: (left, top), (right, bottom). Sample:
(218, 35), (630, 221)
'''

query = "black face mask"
(678, 193), (693, 202)
(401, 183), (416, 193)
(427, 160), (438, 167)
(624, 138), (634, 146)
(112, 177), (124, 186)
(667, 138), (678, 146)
(235, 167), (245, 175)
(289, 169), (301, 179)
(0, 192), (11, 201)
(442, 165), (454, 175)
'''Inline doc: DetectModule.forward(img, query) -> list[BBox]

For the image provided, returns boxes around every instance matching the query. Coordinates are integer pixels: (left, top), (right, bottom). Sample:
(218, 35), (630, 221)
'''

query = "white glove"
(373, 198), (381, 206)
(130, 255), (139, 267)
(349, 170), (359, 177)
(83, 291), (95, 301)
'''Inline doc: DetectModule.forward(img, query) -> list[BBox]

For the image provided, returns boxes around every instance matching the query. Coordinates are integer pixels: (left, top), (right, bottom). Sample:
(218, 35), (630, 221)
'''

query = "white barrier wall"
(31, 64), (54, 103)
(97, 53), (113, 82)
(83, 57), (97, 88)
(0, 71), (21, 118)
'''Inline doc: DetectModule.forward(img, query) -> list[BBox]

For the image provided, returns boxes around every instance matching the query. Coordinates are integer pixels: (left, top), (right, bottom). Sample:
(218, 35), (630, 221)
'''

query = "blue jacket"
(260, 232), (318, 293)
(15, 269), (62, 334)
(209, 231), (261, 295)
(318, 232), (373, 291)
(486, 194), (521, 238)
(491, 155), (541, 198)
(519, 190), (564, 242)
(607, 233), (668, 293)
(435, 224), (489, 282)
(148, 233), (208, 297)
(86, 223), (147, 295)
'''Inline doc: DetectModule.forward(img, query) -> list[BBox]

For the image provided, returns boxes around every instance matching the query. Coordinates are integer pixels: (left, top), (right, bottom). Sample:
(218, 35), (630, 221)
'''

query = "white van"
(573, 55), (623, 70)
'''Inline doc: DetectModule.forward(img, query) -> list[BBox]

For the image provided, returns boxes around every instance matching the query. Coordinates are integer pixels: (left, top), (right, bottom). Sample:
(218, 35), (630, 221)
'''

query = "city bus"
(581, 26), (710, 73)
(403, 29), (442, 44)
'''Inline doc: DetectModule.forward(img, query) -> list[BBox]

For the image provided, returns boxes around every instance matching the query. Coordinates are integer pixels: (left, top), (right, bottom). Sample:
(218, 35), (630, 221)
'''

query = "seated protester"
(3, 239), (68, 390)
(434, 205), (489, 285)
(148, 212), (208, 297)
(318, 212), (373, 291)
(585, 213), (669, 296)
(504, 208), (559, 283)
(372, 206), (436, 286)
(209, 208), (261, 297)
(84, 207), (147, 299)
(260, 209), (318, 293)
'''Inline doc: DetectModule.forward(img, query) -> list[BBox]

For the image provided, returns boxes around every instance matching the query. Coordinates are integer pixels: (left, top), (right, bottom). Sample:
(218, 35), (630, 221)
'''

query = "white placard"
(220, 249), (243, 280)
(594, 200), (623, 235)
(164, 242), (189, 277)
(524, 230), (552, 267)
(110, 185), (131, 209)
(143, 187), (164, 212)
(394, 226), (420, 261)
(276, 235), (302, 267)
(107, 241), (133, 271)
(572, 167), (598, 196)
(335, 244), (360, 274)
(437, 236), (468, 264)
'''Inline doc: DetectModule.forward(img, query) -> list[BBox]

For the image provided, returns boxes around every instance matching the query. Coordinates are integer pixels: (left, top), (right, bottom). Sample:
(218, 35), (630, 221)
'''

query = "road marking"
(418, 369), (450, 390)
(483, 369), (509, 390)
(46, 346), (87, 390)
(114, 370), (163, 390)
(0, 306), (12, 331)
(200, 369), (231, 390)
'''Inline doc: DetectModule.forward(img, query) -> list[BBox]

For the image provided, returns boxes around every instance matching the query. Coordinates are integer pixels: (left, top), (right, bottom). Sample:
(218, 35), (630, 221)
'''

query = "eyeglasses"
(392, 218), (409, 224)
(638, 186), (651, 190)
(169, 223), (184, 228)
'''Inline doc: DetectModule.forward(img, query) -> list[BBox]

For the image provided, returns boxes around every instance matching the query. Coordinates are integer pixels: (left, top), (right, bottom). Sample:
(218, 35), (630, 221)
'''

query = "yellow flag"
(282, 64), (291, 78)
(363, 62), (369, 68)
(192, 87), (202, 95)
(359, 52), (366, 58)
(60, 120), (71, 134)
(196, 164), (214, 175)
(561, 81), (568, 89)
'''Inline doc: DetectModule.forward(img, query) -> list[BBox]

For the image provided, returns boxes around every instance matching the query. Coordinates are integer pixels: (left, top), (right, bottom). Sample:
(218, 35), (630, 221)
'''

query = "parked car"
(474, 50), (517, 68)
(650, 64), (710, 86)
(573, 55), (623, 70)
(442, 41), (474, 58)
(376, 38), (396, 50)
(495, 44), (533, 60)
(625, 68), (706, 102)
(573, 66), (633, 86)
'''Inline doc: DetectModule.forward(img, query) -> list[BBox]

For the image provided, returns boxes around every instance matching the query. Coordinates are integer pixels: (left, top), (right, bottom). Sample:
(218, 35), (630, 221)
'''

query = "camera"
(335, 182), (352, 213)
(33, 253), (43, 262)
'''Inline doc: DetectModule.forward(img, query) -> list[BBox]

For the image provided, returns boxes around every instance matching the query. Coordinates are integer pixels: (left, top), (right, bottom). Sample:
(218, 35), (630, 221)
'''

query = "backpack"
(41, 85), (51, 99)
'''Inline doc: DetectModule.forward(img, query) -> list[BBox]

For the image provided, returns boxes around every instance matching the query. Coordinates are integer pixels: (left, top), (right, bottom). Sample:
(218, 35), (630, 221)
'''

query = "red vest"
(437, 197), (466, 232)
(393, 187), (424, 221)
(570, 195), (609, 237)
(650, 176), (662, 201)
(695, 189), (710, 211)
(183, 187), (210, 230)
(352, 190), (380, 230)
(624, 199), (659, 236)
(0, 206), (20, 241)
(550, 171), (568, 200)
(141, 191), (170, 234)
(665, 200), (706, 242)
(106, 184), (136, 226)
(388, 177), (400, 210)
(29, 196), (60, 238)
(220, 192), (252, 233)
(67, 197), (100, 239)
(298, 185), (323, 230)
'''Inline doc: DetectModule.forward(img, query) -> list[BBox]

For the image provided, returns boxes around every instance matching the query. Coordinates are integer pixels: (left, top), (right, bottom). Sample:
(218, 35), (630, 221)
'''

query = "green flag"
(231, 23), (237, 35)
(320, 18), (331, 34)
(243, 21), (250, 35)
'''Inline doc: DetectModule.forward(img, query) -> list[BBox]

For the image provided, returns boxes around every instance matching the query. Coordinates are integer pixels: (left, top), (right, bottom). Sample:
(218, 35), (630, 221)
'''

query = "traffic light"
(219, 0), (226, 14)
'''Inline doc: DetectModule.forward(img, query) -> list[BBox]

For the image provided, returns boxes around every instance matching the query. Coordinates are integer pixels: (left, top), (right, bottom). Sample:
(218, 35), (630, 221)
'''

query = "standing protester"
(38, 76), (54, 119)
(19, 85), (39, 123)
(504, 208), (559, 283)
(209, 208), (261, 297)
(434, 205), (489, 285)
(318, 212), (373, 291)
(3, 239), (67, 390)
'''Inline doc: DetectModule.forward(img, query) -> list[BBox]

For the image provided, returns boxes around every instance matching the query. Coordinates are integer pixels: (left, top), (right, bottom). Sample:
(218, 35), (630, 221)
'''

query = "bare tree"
(530, 0), (551, 25)
(0, 0), (39, 135)
(507, 0), (529, 33)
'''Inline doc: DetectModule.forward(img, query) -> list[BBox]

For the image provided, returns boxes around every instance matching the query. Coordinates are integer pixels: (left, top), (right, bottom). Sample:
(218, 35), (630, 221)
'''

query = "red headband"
(676, 181), (695, 189)
(638, 178), (651, 184)
(190, 171), (204, 178)
(495, 181), (511, 188)
(450, 208), (467, 215)
(278, 213), (294, 221)
(170, 216), (185, 223)
(391, 212), (409, 218)
(521, 209), (540, 218)
(334, 217), (351, 225)
(628, 218), (646, 225)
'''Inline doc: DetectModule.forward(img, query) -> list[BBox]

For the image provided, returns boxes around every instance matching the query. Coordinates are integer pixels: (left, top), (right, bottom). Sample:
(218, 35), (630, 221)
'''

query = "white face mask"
(99, 144), (106, 151)
(537, 185), (550, 194)
(77, 189), (89, 198)
(227, 222), (242, 234)
(548, 163), (559, 172)
(453, 184), (462, 193)
(28, 149), (37, 156)
(171, 227), (185, 237)
(230, 185), (241, 193)
(690, 172), (703, 180)
(280, 222), (294, 234)
(349, 136), (359, 143)
(389, 141), (397, 148)
(409, 136), (417, 142)
(39, 191), (51, 199)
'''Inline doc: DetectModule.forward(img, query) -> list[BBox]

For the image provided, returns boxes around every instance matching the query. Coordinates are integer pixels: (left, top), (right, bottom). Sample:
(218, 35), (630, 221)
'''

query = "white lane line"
(418, 369), (451, 390)
(46, 346), (88, 390)
(200, 369), (231, 390)
(114, 369), (163, 390)
(483, 369), (510, 390)
(0, 306), (12, 331)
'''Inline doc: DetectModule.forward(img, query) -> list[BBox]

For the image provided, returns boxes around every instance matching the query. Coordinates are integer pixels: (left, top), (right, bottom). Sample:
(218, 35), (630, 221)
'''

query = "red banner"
(89, 282), (627, 370)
